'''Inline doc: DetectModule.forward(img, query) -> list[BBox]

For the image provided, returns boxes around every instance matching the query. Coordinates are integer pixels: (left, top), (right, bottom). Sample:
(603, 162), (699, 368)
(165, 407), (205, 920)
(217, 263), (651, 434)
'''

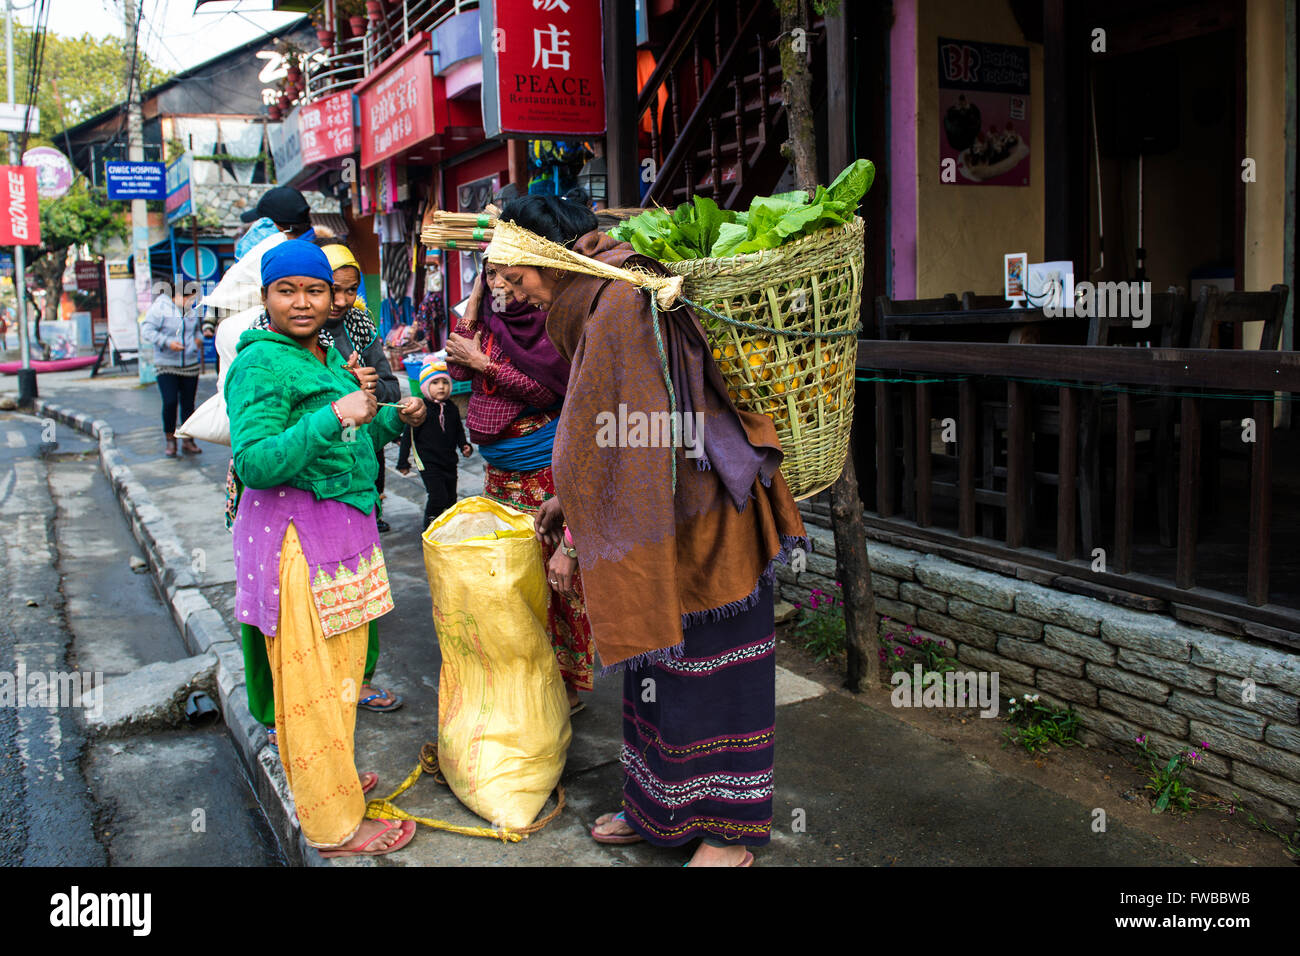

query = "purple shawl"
(478, 276), (571, 396)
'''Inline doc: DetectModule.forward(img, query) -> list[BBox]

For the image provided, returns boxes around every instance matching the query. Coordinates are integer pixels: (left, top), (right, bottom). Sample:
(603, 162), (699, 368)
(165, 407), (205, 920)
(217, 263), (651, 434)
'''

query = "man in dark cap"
(240, 185), (316, 241)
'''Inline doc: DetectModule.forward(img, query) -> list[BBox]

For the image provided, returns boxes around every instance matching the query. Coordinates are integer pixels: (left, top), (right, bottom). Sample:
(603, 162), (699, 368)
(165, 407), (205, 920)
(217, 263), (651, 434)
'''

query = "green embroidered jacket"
(225, 328), (405, 515)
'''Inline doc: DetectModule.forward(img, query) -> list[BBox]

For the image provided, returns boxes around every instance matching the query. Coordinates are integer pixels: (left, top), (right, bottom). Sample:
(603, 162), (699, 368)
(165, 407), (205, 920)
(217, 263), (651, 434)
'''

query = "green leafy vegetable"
(608, 159), (874, 261)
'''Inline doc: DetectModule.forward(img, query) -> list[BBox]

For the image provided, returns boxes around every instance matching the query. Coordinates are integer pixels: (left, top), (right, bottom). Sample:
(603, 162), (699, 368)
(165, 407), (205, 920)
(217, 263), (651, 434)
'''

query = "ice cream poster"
(938, 38), (1031, 186)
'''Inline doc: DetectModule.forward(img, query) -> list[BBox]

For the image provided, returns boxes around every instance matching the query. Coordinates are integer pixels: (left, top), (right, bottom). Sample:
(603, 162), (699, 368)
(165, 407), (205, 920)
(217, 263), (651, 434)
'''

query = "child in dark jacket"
(397, 359), (473, 530)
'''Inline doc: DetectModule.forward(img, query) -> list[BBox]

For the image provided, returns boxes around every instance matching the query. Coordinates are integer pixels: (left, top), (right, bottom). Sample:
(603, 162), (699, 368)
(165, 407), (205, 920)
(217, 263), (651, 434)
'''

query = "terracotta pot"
(286, 65), (301, 82)
(268, 105), (283, 121)
(315, 28), (333, 51)
(278, 92), (291, 110)
(366, 0), (383, 20)
(349, 15), (367, 36)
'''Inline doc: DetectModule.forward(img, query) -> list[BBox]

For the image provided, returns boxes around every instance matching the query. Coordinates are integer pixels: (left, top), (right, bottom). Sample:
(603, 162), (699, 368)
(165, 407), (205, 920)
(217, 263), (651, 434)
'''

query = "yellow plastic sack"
(422, 496), (571, 829)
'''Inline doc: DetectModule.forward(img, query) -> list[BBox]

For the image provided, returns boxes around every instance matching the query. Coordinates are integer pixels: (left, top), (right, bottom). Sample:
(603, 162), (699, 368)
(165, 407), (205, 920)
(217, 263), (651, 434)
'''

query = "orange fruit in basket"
(712, 347), (723, 361)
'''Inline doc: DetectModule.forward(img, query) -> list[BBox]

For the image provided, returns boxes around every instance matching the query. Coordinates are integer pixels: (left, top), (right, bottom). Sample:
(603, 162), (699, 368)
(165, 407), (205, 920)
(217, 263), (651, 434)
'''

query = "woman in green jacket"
(225, 240), (426, 857)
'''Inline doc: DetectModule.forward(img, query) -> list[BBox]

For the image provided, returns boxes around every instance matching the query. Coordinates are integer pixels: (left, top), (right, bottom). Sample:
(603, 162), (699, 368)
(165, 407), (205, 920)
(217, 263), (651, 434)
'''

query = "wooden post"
(958, 379), (976, 537)
(602, 0), (639, 207)
(1247, 398), (1273, 605)
(1056, 386), (1078, 560)
(1176, 397), (1201, 589)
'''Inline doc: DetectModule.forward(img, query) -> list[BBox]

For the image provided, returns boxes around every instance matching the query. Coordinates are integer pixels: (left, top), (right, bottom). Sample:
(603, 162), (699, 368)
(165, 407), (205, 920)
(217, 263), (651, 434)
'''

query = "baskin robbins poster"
(938, 37), (1031, 186)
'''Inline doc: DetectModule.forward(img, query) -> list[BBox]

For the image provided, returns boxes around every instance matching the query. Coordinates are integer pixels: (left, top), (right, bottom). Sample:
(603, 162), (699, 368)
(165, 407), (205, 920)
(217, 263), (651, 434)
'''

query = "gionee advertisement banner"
(480, 0), (605, 138)
(0, 165), (40, 245)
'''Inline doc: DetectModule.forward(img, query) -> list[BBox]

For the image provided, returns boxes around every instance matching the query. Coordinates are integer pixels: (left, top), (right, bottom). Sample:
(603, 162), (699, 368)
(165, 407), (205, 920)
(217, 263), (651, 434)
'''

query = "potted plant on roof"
(338, 0), (368, 38)
(366, 0), (384, 22)
(309, 6), (334, 53)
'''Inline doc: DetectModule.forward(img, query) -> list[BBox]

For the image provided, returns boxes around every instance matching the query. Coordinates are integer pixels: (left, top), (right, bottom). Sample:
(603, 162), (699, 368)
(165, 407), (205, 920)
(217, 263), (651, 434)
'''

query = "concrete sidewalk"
(30, 368), (1212, 866)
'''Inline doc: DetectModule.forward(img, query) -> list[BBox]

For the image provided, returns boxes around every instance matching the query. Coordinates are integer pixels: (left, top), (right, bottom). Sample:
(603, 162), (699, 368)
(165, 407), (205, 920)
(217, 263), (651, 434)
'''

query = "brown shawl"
(547, 231), (807, 671)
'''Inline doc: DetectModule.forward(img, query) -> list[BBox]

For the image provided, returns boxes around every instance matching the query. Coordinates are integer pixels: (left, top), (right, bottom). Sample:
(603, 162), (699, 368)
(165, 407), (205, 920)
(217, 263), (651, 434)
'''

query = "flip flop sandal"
(569, 701), (586, 716)
(358, 687), (403, 712)
(318, 819), (416, 858)
(683, 850), (755, 867)
(361, 772), (379, 795)
(591, 811), (643, 845)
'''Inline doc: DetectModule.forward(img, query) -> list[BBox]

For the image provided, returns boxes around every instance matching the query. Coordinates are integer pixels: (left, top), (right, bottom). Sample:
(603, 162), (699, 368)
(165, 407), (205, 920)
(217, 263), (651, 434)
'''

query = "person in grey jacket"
(140, 279), (203, 457)
(315, 237), (402, 532)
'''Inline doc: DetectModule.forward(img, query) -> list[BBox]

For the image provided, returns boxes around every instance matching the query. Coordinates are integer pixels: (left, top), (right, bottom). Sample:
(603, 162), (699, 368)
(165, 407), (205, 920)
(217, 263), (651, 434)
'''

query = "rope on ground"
(363, 741), (566, 843)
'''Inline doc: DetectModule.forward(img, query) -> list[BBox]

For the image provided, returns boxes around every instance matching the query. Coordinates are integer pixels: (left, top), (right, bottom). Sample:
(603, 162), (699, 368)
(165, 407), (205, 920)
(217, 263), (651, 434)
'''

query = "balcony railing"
(837, 340), (1300, 650)
(304, 0), (478, 103)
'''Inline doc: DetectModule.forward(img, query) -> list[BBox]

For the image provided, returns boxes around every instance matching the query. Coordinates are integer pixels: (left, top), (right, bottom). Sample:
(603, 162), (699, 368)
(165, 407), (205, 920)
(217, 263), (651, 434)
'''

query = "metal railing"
(302, 0), (478, 103)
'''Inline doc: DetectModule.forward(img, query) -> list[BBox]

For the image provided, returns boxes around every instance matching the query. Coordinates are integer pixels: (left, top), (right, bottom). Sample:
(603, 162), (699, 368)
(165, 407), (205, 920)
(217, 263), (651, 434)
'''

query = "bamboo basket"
(664, 217), (864, 500)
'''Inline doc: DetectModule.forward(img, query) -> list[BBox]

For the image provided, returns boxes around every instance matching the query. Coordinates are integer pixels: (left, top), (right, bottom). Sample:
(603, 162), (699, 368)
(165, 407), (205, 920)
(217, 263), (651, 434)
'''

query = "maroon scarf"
(478, 276), (570, 396)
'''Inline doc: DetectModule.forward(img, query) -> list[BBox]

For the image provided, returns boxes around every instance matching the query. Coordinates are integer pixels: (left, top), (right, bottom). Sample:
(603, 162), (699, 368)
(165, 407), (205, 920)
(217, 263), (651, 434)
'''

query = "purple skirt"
(619, 578), (776, 847)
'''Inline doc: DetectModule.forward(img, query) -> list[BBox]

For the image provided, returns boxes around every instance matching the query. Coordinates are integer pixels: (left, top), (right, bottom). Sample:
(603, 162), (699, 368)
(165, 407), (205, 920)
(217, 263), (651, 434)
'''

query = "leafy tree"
(20, 184), (127, 334)
(0, 24), (173, 145)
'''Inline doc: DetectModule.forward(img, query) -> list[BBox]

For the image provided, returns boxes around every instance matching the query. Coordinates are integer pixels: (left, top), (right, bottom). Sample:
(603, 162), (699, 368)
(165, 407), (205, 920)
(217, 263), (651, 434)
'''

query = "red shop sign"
(484, 0), (606, 137)
(75, 260), (102, 290)
(300, 90), (356, 166)
(356, 34), (445, 170)
(0, 165), (40, 246)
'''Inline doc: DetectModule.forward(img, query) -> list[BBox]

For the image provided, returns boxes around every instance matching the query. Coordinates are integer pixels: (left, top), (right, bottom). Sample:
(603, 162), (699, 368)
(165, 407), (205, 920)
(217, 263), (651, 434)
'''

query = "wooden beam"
(915, 381), (932, 527)
(856, 341), (1300, 392)
(1176, 397), (1201, 589)
(958, 379), (976, 537)
(1006, 380), (1029, 548)
(874, 381), (896, 517)
(602, 0), (640, 207)
(1113, 391), (1135, 574)
(1056, 386), (1077, 559)
(1247, 398), (1273, 606)
(825, 3), (852, 177)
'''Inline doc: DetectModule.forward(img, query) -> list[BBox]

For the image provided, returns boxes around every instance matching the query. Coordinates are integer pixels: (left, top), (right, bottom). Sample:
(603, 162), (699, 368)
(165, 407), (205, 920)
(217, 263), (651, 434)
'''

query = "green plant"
(1229, 797), (1300, 861)
(608, 159), (874, 260)
(791, 584), (845, 663)
(1002, 693), (1080, 754)
(1136, 735), (1204, 814)
(877, 617), (957, 684)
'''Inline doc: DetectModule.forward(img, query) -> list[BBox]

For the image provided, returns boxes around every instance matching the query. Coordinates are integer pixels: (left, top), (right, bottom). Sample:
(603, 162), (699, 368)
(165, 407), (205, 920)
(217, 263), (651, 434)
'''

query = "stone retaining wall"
(777, 524), (1300, 827)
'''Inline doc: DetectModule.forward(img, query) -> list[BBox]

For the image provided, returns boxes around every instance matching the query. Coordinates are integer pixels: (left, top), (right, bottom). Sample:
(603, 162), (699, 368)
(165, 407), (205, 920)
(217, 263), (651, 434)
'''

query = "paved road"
(0, 404), (282, 866)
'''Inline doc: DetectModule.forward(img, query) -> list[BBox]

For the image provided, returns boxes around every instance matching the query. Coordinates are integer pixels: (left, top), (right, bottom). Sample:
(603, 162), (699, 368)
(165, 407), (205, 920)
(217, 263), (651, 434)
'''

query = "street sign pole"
(5, 0), (35, 405)
(123, 0), (154, 387)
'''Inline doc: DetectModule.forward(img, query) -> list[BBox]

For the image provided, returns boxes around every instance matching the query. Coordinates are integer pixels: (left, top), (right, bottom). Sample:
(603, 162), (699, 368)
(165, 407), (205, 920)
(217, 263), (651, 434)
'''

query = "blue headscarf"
(260, 240), (335, 288)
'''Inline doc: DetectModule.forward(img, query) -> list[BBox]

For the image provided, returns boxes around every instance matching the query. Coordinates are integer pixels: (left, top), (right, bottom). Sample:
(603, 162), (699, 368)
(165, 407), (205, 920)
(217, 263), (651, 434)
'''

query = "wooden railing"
(640, 0), (795, 209)
(849, 341), (1300, 646)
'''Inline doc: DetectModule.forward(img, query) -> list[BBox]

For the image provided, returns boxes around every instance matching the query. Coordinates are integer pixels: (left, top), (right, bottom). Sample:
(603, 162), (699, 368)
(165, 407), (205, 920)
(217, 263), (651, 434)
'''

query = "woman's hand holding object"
(397, 397), (427, 426)
(346, 351), (379, 393)
(548, 550), (578, 598)
(334, 388), (378, 426)
(534, 496), (564, 548)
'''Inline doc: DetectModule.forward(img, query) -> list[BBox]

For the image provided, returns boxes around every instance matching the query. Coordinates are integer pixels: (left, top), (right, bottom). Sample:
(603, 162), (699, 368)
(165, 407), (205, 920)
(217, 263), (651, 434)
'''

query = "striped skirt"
(619, 579), (776, 847)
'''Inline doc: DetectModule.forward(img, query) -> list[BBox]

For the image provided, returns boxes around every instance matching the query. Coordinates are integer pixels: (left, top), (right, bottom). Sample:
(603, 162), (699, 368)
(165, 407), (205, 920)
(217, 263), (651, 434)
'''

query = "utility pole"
(5, 0), (35, 404)
(123, 0), (154, 383)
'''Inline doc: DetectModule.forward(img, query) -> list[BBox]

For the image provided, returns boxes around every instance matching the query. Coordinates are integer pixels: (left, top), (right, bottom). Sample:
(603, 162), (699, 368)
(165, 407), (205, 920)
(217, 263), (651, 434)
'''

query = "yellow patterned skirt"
(266, 523), (379, 848)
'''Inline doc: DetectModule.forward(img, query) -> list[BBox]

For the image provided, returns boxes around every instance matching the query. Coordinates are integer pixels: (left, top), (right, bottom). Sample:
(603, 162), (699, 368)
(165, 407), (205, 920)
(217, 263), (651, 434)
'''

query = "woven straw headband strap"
(484, 219), (685, 311)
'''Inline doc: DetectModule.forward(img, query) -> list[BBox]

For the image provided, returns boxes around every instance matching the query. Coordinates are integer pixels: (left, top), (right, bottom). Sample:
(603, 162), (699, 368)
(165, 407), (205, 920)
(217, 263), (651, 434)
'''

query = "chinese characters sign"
(938, 37), (1031, 186)
(300, 91), (356, 165)
(482, 0), (605, 137)
(0, 165), (40, 245)
(357, 35), (443, 170)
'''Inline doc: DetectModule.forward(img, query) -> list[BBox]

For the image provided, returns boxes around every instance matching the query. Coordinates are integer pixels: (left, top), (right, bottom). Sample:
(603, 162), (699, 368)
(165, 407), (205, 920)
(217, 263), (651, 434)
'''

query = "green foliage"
(791, 585), (846, 663)
(0, 24), (173, 142)
(1002, 693), (1080, 754)
(609, 159), (874, 260)
(877, 617), (958, 683)
(38, 183), (126, 251)
(1135, 736), (1204, 814)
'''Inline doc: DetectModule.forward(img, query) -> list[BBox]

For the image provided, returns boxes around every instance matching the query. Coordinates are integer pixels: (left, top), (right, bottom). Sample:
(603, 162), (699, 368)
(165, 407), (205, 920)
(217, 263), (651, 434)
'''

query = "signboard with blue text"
(105, 161), (167, 200)
(165, 153), (193, 223)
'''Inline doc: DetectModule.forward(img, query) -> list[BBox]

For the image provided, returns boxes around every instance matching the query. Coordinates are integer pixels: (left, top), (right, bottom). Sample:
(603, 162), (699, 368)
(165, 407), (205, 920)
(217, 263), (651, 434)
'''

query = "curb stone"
(35, 398), (324, 867)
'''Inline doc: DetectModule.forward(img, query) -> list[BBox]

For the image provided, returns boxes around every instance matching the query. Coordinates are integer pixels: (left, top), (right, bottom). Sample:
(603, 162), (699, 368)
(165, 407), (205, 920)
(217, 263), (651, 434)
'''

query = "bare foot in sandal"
(320, 819), (414, 858)
(591, 811), (642, 844)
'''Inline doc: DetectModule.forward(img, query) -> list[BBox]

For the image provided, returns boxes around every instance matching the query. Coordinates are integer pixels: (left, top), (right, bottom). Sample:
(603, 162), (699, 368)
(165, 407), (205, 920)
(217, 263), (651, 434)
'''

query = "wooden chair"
(875, 294), (960, 341)
(1188, 284), (1290, 531)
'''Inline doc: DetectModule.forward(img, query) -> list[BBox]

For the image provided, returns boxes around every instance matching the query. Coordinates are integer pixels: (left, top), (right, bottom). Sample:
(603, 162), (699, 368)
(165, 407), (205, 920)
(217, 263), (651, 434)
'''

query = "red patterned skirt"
(484, 457), (595, 693)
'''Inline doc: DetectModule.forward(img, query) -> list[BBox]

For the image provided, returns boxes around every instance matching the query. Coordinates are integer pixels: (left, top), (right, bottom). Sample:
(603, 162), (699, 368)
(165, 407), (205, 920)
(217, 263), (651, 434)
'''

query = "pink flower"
(877, 649), (887, 662)
(794, 602), (802, 609)
(810, 597), (821, 610)
(909, 635), (921, 646)
(1135, 735), (1147, 745)
(893, 646), (905, 657)
(834, 581), (842, 588)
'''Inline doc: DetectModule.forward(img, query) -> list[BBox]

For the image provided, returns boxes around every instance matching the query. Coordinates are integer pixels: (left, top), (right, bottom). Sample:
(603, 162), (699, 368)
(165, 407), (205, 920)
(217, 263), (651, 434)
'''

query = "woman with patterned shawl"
(225, 240), (426, 857)
(489, 196), (807, 867)
(445, 225), (595, 710)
